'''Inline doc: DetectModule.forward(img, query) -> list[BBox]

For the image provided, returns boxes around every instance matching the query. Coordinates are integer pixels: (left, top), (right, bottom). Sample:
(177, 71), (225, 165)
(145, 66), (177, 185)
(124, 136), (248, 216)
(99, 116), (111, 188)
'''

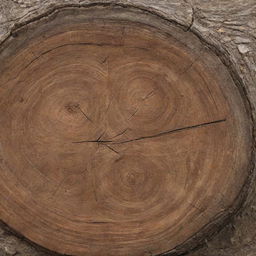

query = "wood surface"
(0, 5), (253, 256)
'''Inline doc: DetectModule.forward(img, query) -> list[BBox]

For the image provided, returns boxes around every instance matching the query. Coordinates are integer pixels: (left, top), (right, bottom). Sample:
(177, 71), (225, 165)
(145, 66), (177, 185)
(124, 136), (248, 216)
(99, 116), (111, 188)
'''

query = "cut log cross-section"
(0, 7), (252, 256)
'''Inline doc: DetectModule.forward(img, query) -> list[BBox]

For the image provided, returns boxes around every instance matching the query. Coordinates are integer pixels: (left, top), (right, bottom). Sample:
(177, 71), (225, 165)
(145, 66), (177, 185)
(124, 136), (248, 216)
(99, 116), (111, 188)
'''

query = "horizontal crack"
(112, 118), (226, 144)
(73, 140), (112, 143)
(73, 118), (226, 144)
(84, 221), (112, 224)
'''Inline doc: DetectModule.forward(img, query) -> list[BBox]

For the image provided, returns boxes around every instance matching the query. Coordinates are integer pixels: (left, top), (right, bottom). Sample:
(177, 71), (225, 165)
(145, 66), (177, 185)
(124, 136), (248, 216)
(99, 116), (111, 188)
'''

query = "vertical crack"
(185, 1), (195, 32)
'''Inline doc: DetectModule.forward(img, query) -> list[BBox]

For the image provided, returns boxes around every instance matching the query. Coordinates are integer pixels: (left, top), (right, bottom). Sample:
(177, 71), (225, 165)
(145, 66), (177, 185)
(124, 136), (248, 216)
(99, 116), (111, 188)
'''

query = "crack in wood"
(109, 128), (129, 140)
(73, 118), (226, 144)
(0, 3), (254, 256)
(102, 144), (120, 155)
(113, 118), (227, 144)
(77, 105), (93, 123)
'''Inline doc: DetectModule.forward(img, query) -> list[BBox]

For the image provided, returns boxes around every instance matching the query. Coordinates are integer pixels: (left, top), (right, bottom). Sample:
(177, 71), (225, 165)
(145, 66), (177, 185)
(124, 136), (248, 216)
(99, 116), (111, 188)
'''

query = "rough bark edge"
(0, 3), (254, 256)
(0, 2), (189, 48)
(162, 22), (256, 256)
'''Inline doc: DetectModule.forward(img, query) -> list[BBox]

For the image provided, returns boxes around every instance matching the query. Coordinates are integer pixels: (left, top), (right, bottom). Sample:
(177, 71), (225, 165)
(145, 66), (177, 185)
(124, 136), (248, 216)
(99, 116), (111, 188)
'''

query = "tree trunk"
(0, 1), (255, 256)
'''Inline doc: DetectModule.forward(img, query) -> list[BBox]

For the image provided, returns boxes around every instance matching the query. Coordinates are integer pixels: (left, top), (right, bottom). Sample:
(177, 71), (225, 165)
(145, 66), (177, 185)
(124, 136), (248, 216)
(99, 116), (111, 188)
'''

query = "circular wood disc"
(0, 7), (252, 256)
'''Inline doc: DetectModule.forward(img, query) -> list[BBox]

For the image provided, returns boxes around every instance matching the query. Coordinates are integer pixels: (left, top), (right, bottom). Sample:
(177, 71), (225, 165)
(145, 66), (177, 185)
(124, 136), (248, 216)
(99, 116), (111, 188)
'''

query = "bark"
(0, 1), (255, 256)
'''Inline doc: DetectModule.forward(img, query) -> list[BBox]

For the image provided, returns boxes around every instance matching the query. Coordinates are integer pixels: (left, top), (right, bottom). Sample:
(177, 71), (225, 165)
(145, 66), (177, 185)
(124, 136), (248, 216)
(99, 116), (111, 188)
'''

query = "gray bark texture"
(0, 0), (255, 255)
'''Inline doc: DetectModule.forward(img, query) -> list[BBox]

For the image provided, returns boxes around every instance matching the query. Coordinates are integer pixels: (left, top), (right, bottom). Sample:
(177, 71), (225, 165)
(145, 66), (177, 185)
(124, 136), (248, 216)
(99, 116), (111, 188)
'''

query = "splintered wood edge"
(0, 4), (254, 256)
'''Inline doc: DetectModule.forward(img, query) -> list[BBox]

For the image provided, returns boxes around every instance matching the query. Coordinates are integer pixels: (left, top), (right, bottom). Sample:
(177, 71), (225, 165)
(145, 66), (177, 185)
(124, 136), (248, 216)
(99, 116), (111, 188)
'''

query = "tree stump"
(0, 5), (253, 256)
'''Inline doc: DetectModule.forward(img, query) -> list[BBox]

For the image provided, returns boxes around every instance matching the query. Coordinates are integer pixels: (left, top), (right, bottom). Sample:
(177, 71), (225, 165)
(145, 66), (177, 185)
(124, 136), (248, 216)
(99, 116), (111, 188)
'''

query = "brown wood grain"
(0, 7), (252, 256)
